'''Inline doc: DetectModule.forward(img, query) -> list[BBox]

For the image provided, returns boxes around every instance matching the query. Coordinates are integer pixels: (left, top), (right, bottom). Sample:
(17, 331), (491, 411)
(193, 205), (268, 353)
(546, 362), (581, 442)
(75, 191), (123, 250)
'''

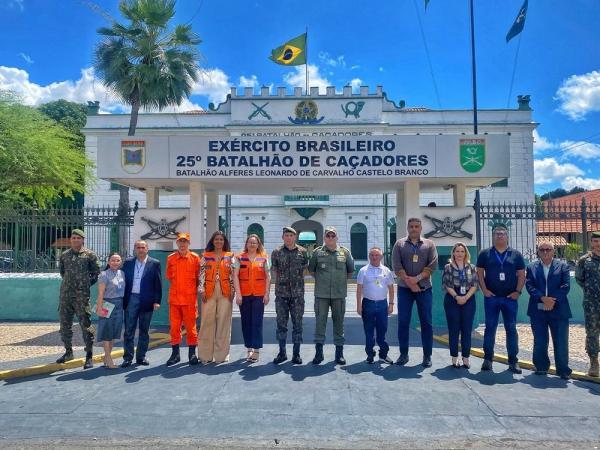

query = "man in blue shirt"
(476, 224), (526, 374)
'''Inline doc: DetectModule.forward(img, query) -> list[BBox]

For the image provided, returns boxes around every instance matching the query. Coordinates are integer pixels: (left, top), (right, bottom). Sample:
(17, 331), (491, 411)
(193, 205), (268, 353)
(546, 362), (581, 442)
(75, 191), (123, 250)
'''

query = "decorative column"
(206, 191), (219, 240)
(189, 182), (205, 250)
(145, 188), (159, 209)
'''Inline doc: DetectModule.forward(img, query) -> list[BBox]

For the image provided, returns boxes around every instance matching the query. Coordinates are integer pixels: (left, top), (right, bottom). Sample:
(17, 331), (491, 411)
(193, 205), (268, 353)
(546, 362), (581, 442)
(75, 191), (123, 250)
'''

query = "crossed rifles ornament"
(424, 214), (473, 240)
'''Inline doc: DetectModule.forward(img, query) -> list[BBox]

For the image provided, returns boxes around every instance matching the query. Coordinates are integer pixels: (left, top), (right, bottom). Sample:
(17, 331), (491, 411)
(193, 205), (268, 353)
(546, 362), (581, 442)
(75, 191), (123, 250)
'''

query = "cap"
(491, 223), (508, 232)
(176, 232), (190, 242)
(282, 226), (297, 235)
(324, 226), (337, 236)
(71, 229), (85, 238)
(591, 231), (600, 239)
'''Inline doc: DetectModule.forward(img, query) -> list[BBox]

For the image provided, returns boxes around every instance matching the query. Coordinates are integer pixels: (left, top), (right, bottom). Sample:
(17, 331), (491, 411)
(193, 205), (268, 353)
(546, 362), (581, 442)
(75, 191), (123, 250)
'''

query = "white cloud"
(534, 158), (584, 184)
(562, 176), (600, 191)
(532, 129), (554, 153)
(379, 67), (384, 72)
(193, 68), (231, 105)
(349, 78), (362, 93)
(18, 53), (33, 64)
(283, 64), (331, 93)
(350, 65), (360, 70)
(238, 75), (259, 89)
(318, 52), (346, 68)
(555, 70), (600, 120)
(0, 65), (126, 112)
(4, 0), (24, 11)
(559, 140), (600, 160)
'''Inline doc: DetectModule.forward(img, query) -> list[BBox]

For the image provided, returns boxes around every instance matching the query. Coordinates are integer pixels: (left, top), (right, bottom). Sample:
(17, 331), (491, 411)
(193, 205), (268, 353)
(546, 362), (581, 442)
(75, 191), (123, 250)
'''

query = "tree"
(0, 92), (92, 207)
(92, 0), (201, 237)
(38, 100), (88, 207)
(540, 186), (586, 201)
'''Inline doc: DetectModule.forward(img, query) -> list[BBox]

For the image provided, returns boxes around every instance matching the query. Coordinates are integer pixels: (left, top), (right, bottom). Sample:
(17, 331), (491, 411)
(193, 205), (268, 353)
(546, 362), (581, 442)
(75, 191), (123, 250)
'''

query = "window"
(247, 223), (264, 245)
(350, 222), (368, 260)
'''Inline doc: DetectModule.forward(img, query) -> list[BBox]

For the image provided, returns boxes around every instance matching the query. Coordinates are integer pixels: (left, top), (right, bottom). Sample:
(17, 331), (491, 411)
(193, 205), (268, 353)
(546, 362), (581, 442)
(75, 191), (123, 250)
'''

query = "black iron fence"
(0, 205), (137, 273)
(475, 194), (600, 263)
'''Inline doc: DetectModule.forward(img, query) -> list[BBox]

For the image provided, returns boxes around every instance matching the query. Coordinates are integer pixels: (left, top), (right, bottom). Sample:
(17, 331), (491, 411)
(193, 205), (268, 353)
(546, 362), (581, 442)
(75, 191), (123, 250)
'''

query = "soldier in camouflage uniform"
(575, 230), (600, 377)
(271, 226), (309, 365)
(56, 229), (100, 369)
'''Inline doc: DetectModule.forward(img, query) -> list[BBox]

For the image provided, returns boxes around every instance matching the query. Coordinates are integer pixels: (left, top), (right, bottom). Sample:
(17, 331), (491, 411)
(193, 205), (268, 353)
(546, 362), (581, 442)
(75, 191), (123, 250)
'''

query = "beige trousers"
(198, 283), (233, 363)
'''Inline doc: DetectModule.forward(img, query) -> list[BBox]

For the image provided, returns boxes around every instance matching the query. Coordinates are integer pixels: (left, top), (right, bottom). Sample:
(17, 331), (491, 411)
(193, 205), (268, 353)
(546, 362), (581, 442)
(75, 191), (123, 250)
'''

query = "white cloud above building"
(555, 70), (600, 120)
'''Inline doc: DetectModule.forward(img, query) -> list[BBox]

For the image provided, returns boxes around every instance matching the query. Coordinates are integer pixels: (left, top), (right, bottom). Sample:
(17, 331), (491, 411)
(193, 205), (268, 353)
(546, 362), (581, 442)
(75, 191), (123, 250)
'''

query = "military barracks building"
(83, 85), (535, 264)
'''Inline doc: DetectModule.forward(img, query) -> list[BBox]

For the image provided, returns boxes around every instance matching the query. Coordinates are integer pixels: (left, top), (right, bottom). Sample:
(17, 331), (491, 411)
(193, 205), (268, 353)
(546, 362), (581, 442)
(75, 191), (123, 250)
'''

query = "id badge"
(412, 254), (419, 263)
(499, 272), (506, 281)
(460, 286), (466, 295)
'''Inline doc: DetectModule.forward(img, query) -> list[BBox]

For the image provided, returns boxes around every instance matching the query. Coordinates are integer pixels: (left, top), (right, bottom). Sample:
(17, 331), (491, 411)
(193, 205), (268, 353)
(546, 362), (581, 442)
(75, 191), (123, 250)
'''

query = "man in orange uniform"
(166, 232), (201, 366)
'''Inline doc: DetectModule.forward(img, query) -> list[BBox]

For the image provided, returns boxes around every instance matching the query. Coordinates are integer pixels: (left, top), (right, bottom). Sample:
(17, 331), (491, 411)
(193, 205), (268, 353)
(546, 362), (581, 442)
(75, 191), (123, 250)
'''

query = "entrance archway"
(292, 220), (323, 255)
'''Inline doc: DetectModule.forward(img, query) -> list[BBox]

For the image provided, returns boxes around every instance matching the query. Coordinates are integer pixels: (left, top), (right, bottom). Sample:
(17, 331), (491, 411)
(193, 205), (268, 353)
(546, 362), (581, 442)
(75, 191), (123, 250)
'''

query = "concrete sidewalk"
(1, 317), (600, 449)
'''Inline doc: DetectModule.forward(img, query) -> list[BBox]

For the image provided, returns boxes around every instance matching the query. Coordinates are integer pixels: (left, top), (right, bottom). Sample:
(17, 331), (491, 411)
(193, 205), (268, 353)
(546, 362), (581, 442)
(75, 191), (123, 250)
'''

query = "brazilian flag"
(269, 33), (307, 66)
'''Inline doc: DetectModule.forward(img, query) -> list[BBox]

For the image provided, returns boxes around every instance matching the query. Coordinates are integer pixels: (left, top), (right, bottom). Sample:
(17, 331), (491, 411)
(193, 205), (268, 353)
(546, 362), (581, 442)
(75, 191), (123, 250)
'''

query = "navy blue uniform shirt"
(476, 246), (525, 297)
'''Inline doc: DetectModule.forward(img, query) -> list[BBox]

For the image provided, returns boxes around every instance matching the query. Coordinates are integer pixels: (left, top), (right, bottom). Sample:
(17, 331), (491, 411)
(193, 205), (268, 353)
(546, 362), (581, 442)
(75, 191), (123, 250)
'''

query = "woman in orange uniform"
(233, 234), (270, 363)
(165, 232), (201, 366)
(198, 231), (234, 364)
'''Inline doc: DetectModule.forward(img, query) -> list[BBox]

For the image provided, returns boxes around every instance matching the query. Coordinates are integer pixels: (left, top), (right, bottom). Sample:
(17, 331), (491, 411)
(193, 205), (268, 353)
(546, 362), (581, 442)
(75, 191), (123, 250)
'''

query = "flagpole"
(305, 27), (309, 95)
(469, 0), (478, 135)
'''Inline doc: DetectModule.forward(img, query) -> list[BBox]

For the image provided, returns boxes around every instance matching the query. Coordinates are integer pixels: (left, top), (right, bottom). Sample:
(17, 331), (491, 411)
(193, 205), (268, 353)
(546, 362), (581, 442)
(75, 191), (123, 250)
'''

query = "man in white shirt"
(356, 247), (395, 364)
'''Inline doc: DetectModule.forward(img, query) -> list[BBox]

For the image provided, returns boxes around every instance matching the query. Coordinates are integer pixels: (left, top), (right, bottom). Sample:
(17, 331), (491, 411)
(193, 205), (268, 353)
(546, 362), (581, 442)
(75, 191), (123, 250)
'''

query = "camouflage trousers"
(275, 296), (305, 344)
(583, 299), (600, 357)
(59, 295), (95, 353)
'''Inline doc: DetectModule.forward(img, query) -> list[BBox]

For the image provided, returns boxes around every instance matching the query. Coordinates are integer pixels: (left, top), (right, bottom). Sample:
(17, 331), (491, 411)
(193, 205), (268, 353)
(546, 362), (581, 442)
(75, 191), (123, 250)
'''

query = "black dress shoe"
(560, 373), (571, 380)
(136, 358), (150, 366)
(366, 355), (375, 364)
(291, 354), (303, 365)
(508, 362), (522, 374)
(481, 359), (493, 371)
(396, 354), (409, 366)
(121, 359), (133, 368)
(422, 356), (432, 368)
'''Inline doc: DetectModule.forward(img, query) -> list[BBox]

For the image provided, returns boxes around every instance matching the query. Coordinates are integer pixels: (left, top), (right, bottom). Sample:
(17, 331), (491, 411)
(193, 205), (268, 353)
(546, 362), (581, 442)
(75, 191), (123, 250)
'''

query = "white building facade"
(83, 86), (535, 264)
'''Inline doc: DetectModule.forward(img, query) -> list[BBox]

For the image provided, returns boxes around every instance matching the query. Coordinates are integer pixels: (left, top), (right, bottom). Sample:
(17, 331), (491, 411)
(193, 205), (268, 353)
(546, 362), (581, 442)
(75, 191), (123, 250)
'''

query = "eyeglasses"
(325, 233), (336, 238)
(538, 248), (553, 252)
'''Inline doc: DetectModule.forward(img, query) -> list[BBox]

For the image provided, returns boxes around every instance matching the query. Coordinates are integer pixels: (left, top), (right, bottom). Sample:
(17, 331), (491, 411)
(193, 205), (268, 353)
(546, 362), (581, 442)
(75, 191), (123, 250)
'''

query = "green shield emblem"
(460, 138), (485, 173)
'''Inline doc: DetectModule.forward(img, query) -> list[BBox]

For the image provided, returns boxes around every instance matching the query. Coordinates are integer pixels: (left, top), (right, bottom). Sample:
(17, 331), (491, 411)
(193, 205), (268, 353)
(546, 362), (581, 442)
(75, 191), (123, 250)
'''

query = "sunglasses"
(325, 233), (336, 238)
(538, 248), (553, 252)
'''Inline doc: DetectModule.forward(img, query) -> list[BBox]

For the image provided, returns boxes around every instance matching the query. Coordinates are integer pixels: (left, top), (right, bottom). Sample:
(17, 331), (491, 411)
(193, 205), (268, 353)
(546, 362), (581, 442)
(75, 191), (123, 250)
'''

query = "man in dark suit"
(121, 240), (162, 367)
(525, 240), (572, 379)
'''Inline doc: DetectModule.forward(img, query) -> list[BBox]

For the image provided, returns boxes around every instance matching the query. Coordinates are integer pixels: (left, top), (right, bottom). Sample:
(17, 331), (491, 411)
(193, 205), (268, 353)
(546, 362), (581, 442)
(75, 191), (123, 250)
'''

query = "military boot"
(189, 345), (199, 365)
(273, 340), (288, 364)
(588, 356), (599, 377)
(292, 343), (302, 365)
(335, 345), (346, 365)
(166, 344), (181, 366)
(56, 349), (74, 364)
(312, 343), (324, 365)
(83, 351), (93, 369)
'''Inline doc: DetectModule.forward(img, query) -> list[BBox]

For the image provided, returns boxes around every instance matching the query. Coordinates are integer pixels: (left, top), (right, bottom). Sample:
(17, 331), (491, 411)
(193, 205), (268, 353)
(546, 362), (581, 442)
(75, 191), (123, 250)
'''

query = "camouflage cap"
(592, 231), (600, 239)
(324, 226), (337, 236)
(71, 229), (85, 238)
(282, 226), (297, 235)
(176, 232), (190, 241)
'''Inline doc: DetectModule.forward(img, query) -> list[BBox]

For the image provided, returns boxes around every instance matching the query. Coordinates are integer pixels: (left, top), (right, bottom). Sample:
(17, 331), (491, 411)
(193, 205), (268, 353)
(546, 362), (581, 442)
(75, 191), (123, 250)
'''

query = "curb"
(0, 332), (173, 381)
(432, 332), (600, 384)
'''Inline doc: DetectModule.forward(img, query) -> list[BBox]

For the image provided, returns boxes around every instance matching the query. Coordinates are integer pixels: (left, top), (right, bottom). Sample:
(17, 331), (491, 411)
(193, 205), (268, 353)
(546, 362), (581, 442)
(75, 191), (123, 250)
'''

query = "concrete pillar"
(396, 180), (420, 238)
(189, 182), (205, 249)
(453, 183), (466, 207)
(145, 188), (159, 209)
(206, 191), (219, 239)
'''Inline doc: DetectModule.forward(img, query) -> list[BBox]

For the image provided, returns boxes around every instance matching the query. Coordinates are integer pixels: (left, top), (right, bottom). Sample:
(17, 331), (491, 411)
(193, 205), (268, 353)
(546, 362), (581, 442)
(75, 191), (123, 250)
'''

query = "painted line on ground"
(0, 332), (173, 381)
(432, 332), (600, 384)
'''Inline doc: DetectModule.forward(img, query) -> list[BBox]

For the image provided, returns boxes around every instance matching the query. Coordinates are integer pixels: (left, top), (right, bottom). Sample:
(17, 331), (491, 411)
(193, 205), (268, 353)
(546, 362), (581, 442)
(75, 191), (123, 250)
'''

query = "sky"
(1, 0), (599, 195)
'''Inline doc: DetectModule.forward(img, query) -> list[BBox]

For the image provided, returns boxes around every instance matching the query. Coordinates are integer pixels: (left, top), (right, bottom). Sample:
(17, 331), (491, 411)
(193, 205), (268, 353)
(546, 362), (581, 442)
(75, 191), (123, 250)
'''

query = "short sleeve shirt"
(357, 264), (395, 301)
(98, 269), (126, 299)
(476, 246), (525, 297)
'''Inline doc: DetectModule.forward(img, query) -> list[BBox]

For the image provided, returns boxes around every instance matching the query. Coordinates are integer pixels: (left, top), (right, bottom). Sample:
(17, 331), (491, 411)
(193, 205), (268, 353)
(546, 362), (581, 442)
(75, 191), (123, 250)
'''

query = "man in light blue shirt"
(356, 247), (395, 364)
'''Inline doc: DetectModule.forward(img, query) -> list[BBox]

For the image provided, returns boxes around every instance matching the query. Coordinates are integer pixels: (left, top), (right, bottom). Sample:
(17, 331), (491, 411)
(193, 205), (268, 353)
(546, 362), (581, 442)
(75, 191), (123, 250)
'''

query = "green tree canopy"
(38, 100), (87, 149)
(0, 92), (92, 207)
(540, 186), (586, 201)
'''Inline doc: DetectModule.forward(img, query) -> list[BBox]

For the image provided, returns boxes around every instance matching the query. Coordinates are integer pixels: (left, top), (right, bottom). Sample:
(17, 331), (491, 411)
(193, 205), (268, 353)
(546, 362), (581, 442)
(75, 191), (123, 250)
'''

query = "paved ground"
(1, 315), (600, 449)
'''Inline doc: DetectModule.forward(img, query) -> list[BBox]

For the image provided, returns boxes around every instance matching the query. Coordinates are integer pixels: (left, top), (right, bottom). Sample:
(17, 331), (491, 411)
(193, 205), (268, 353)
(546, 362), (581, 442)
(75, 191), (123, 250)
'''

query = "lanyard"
(408, 241), (421, 254)
(494, 249), (509, 270)
(457, 266), (467, 284)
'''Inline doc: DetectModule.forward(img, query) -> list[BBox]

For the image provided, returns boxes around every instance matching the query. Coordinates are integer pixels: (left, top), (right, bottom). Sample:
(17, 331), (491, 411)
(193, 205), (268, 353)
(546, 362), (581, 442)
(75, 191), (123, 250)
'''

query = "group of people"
(56, 221), (600, 379)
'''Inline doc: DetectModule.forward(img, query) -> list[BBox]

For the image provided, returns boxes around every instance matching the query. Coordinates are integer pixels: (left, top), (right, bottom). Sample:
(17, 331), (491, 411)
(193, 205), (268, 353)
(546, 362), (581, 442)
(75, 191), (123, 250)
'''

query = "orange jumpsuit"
(166, 250), (201, 346)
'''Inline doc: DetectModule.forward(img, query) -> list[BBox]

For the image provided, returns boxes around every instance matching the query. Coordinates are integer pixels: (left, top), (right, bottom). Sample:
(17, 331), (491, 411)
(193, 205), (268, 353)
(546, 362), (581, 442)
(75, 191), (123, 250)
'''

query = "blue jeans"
(483, 296), (519, 364)
(397, 287), (433, 357)
(240, 295), (264, 349)
(530, 315), (571, 376)
(361, 299), (389, 357)
(443, 294), (476, 357)
(123, 294), (154, 362)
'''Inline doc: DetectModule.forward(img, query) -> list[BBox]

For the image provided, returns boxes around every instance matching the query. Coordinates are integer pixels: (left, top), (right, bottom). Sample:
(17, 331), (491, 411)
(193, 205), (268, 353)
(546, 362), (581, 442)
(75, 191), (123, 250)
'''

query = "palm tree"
(93, 0), (201, 249)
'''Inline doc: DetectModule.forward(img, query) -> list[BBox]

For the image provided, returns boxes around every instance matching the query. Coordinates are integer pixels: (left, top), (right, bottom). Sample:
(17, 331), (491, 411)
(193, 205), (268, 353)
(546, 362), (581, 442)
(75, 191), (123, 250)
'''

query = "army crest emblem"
(121, 140), (145, 174)
(459, 138), (485, 173)
(289, 100), (324, 125)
